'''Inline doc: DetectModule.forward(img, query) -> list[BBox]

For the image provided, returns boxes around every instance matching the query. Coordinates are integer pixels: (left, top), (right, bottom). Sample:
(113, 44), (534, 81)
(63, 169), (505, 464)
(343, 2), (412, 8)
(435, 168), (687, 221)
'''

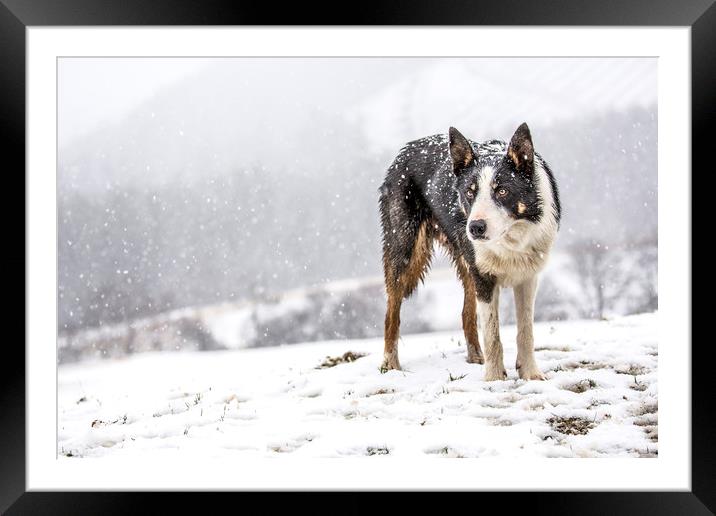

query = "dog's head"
(449, 124), (542, 244)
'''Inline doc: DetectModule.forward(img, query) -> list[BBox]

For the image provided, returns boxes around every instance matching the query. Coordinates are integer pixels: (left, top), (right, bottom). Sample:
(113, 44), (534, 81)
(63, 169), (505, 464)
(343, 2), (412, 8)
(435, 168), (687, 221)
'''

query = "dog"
(379, 123), (561, 381)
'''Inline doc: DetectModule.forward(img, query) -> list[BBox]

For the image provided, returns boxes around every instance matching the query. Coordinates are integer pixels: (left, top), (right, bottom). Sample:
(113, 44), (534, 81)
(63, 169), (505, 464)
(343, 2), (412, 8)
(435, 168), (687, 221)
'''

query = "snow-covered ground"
(58, 312), (658, 459)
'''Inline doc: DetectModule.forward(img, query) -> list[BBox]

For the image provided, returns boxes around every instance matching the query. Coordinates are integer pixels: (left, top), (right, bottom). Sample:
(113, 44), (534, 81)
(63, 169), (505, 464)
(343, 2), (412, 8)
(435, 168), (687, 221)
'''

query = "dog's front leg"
(513, 276), (546, 380)
(477, 286), (507, 381)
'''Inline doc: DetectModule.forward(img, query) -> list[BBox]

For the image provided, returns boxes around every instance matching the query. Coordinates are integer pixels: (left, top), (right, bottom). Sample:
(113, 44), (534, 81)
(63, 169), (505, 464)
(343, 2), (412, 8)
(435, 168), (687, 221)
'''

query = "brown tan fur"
(382, 221), (433, 370)
(453, 256), (484, 364)
(383, 222), (488, 370)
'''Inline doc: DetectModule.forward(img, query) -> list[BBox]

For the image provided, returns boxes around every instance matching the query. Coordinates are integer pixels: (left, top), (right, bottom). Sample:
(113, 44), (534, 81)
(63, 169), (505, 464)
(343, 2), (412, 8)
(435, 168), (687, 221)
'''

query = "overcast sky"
(58, 58), (214, 148)
(59, 57), (656, 153)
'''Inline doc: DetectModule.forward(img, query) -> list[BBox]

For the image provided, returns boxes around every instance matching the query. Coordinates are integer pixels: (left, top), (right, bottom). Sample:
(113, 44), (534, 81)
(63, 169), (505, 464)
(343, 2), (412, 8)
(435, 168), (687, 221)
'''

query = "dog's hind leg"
(514, 276), (546, 380)
(454, 258), (484, 364)
(380, 219), (433, 372)
(382, 286), (403, 371)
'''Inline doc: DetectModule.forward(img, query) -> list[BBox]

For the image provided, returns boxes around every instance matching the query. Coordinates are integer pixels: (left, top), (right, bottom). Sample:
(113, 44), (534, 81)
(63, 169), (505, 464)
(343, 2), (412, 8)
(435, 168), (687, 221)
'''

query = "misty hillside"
(350, 58), (657, 154)
(58, 58), (657, 337)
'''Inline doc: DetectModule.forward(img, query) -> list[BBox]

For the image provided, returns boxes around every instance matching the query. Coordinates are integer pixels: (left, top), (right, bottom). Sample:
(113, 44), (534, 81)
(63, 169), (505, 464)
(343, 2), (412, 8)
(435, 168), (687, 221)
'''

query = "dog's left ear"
(507, 123), (534, 175)
(449, 127), (475, 175)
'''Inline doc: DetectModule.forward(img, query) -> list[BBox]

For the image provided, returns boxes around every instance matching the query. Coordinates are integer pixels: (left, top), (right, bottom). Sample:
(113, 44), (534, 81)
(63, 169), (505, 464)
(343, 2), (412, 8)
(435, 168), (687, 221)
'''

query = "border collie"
(379, 124), (561, 381)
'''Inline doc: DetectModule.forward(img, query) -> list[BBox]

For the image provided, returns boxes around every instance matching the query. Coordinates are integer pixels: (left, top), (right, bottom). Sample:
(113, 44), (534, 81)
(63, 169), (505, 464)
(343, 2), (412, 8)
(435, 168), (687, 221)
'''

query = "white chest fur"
(473, 230), (554, 286)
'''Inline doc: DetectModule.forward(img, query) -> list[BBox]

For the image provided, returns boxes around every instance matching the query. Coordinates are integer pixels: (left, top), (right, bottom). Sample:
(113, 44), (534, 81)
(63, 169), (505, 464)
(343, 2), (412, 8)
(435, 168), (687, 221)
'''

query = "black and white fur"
(379, 123), (561, 381)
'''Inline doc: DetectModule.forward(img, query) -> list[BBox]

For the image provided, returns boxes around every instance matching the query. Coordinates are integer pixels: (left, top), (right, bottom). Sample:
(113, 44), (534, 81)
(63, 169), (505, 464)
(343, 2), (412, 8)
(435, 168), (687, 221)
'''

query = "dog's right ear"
(449, 127), (475, 175)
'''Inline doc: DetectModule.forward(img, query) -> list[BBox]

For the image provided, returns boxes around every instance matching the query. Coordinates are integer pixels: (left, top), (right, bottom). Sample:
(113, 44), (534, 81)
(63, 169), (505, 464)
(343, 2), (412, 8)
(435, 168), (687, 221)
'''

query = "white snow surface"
(59, 313), (658, 459)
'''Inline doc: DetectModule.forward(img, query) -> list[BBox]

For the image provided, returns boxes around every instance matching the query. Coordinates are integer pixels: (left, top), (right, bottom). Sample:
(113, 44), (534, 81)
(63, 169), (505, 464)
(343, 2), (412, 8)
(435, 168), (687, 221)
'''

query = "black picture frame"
(5, 1), (712, 513)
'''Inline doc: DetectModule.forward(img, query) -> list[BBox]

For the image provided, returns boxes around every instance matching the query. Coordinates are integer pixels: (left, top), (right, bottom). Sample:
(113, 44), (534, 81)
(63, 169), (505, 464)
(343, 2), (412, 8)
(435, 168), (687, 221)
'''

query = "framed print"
(6, 0), (713, 513)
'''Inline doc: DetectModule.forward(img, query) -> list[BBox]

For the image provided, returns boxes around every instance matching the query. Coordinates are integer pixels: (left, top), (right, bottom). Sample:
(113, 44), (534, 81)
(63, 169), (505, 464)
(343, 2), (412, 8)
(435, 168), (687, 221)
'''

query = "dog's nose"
(469, 219), (487, 239)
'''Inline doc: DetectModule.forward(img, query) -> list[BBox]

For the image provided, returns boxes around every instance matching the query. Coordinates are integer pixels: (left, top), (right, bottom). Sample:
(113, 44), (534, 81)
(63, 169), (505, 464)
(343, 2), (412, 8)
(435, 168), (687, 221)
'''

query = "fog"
(57, 58), (657, 359)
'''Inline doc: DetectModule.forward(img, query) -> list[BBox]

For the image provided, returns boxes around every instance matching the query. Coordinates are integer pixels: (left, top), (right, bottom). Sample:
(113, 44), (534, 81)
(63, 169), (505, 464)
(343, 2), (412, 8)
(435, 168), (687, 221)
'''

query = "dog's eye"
(465, 190), (474, 199)
(496, 188), (508, 198)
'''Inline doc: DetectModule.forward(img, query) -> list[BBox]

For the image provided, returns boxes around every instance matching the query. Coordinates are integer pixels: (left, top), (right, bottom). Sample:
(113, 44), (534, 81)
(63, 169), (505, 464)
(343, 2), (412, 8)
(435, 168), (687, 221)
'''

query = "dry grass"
(447, 371), (468, 382)
(629, 377), (649, 392)
(632, 401), (658, 416)
(547, 416), (596, 435)
(563, 379), (597, 393)
(535, 345), (572, 352)
(90, 414), (127, 427)
(562, 360), (609, 371)
(317, 351), (367, 369)
(365, 388), (395, 397)
(616, 364), (650, 376)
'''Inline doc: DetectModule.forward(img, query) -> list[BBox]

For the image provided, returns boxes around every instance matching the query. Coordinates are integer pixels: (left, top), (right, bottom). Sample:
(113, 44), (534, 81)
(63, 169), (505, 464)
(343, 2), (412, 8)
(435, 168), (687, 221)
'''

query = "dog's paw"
(484, 365), (507, 381)
(466, 342), (484, 364)
(380, 354), (401, 373)
(466, 352), (484, 365)
(517, 364), (546, 381)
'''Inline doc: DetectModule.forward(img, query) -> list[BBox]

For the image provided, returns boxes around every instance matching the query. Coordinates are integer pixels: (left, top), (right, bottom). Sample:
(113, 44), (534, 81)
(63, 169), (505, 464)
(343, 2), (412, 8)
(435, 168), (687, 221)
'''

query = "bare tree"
(569, 239), (612, 319)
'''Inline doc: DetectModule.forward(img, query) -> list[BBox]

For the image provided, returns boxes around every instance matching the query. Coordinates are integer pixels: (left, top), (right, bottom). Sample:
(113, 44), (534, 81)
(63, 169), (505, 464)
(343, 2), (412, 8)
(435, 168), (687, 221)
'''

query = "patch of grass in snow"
(269, 435), (315, 453)
(535, 345), (572, 352)
(366, 446), (390, 456)
(632, 401), (658, 416)
(629, 376), (649, 392)
(523, 400), (545, 411)
(587, 399), (611, 409)
(501, 393), (523, 403)
(480, 400), (512, 409)
(643, 427), (658, 442)
(547, 416), (596, 435)
(365, 388), (395, 397)
(488, 417), (514, 427)
(563, 379), (598, 393)
(633, 413), (657, 427)
(317, 351), (367, 369)
(60, 446), (81, 458)
(427, 446), (450, 456)
(91, 414), (128, 427)
(631, 403), (659, 444)
(635, 447), (658, 457)
(447, 371), (468, 382)
(616, 364), (650, 376)
(562, 360), (609, 371)
(633, 416), (658, 439)
(424, 446), (466, 458)
(152, 402), (190, 418)
(184, 392), (203, 409)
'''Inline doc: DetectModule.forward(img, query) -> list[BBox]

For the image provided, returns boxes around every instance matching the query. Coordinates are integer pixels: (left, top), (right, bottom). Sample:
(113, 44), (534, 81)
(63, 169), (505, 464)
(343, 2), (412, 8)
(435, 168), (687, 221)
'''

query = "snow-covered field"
(58, 312), (658, 459)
